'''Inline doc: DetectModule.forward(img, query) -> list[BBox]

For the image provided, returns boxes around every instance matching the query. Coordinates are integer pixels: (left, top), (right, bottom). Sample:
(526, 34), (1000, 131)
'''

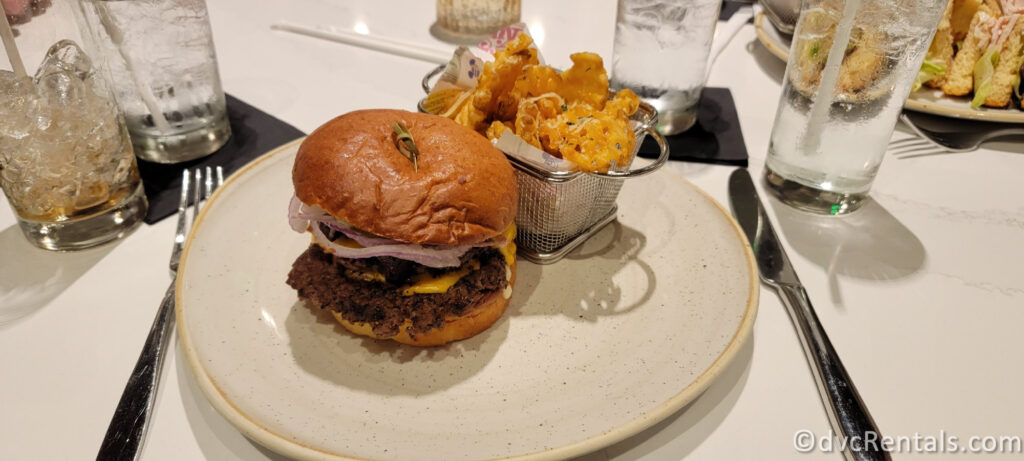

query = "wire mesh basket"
(504, 110), (667, 263)
(419, 65), (670, 263)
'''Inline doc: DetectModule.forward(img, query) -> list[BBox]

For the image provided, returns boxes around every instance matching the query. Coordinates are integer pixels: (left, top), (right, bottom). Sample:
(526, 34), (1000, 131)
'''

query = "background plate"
(176, 140), (759, 461)
(754, 13), (1024, 123)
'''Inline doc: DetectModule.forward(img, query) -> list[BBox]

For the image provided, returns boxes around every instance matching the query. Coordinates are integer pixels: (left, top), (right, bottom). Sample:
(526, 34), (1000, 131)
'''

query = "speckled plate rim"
(753, 12), (1024, 124)
(175, 138), (760, 461)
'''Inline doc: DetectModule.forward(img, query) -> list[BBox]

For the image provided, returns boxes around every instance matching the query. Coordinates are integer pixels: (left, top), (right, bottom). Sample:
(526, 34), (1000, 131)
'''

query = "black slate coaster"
(637, 87), (748, 167)
(719, 1), (752, 21)
(138, 94), (305, 224)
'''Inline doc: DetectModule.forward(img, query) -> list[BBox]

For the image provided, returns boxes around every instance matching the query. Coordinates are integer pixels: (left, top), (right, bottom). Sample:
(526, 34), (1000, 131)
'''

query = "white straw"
(0, 6), (27, 78)
(271, 22), (452, 65)
(93, 2), (172, 133)
(800, 0), (860, 157)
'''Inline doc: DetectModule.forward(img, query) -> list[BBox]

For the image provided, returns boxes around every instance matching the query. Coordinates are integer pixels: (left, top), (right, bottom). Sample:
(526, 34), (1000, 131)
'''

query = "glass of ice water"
(611, 0), (722, 135)
(764, 0), (946, 215)
(77, 0), (230, 164)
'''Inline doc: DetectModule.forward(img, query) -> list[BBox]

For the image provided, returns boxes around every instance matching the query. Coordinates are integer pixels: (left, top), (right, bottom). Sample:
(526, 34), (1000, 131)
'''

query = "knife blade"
(728, 168), (891, 461)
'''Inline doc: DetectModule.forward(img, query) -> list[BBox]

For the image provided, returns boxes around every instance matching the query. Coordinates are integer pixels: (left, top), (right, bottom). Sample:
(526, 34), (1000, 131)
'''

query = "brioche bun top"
(293, 109), (518, 245)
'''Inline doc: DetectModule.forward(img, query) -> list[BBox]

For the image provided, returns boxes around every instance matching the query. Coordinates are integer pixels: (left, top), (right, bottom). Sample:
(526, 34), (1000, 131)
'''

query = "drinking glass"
(1, 2), (146, 250)
(435, 0), (521, 39)
(77, 0), (230, 164)
(611, 0), (722, 135)
(764, 0), (946, 215)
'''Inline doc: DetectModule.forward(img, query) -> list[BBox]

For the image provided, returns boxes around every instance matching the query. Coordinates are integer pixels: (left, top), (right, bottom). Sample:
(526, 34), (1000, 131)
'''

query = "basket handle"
(599, 126), (670, 179)
(422, 64), (446, 94)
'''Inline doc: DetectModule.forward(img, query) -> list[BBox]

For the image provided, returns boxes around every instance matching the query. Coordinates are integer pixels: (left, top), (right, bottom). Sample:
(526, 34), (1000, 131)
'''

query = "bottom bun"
(333, 260), (516, 347)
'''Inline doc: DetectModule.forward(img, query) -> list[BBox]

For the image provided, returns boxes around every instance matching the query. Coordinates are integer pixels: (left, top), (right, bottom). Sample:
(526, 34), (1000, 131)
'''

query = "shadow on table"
(746, 38), (785, 86)
(572, 336), (755, 461)
(177, 343), (291, 461)
(428, 22), (488, 46)
(766, 195), (927, 307)
(0, 224), (117, 329)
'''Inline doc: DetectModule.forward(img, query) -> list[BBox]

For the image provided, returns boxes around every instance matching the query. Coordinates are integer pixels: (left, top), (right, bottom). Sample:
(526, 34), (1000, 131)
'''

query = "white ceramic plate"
(176, 140), (759, 461)
(754, 13), (1024, 123)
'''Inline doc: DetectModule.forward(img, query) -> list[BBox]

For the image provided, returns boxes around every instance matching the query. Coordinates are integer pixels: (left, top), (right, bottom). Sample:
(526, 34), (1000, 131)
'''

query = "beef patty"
(287, 244), (508, 339)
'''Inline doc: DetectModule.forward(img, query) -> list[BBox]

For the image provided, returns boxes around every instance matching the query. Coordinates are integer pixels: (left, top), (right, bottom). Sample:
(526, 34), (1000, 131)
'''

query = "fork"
(895, 111), (1024, 153)
(887, 137), (947, 157)
(97, 166), (223, 461)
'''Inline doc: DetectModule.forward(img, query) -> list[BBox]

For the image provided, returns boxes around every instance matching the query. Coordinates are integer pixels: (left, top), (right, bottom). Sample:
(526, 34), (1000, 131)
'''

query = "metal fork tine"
(192, 168), (202, 227)
(893, 145), (944, 157)
(176, 169), (190, 220)
(898, 150), (959, 160)
(216, 165), (224, 188)
(204, 166), (213, 201)
(170, 169), (191, 272)
(889, 139), (930, 155)
(888, 137), (922, 147)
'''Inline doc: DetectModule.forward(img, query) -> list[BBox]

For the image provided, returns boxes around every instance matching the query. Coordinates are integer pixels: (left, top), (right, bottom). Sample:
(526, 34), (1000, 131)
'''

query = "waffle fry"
(426, 33), (640, 173)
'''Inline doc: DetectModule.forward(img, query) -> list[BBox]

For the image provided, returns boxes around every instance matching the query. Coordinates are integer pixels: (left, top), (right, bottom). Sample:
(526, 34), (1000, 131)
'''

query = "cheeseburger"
(286, 109), (519, 346)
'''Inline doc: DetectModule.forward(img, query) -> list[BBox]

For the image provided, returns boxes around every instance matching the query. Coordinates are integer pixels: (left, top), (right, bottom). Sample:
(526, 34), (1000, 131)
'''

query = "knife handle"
(776, 284), (892, 461)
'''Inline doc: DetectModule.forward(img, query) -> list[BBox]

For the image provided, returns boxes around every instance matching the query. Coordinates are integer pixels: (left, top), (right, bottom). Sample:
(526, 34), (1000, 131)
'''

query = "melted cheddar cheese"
(499, 222), (517, 266)
(401, 261), (480, 295)
(399, 224), (517, 296)
(334, 235), (362, 248)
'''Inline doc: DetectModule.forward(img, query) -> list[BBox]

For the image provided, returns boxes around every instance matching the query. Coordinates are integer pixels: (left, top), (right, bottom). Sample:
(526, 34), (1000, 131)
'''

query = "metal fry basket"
(419, 65), (670, 264)
(507, 106), (668, 263)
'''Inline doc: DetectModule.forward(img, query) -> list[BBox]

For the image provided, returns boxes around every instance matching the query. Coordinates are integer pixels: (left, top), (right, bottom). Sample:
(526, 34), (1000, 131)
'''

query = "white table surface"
(3, 1), (1023, 460)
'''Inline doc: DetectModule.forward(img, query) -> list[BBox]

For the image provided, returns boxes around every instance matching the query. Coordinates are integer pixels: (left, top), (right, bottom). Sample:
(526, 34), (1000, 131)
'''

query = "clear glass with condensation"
(77, 0), (231, 164)
(611, 0), (722, 135)
(764, 0), (945, 215)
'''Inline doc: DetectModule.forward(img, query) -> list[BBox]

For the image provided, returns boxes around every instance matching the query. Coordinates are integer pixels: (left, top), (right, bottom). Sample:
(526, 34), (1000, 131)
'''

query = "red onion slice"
(310, 221), (465, 268)
(288, 195), (312, 233)
(288, 195), (505, 268)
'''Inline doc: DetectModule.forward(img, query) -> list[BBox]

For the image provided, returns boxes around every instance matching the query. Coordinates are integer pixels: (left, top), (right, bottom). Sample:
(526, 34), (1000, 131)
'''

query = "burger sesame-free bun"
(293, 109), (519, 246)
(332, 260), (516, 347)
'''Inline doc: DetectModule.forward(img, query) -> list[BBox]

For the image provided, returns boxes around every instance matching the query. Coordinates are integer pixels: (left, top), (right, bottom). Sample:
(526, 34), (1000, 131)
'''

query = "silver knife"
(728, 168), (891, 461)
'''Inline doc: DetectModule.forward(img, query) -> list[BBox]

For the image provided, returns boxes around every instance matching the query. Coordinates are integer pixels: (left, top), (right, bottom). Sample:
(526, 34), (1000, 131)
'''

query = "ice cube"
(1, 40), (132, 220)
(34, 40), (93, 83)
(37, 71), (87, 109)
(0, 69), (33, 96)
(0, 70), (40, 141)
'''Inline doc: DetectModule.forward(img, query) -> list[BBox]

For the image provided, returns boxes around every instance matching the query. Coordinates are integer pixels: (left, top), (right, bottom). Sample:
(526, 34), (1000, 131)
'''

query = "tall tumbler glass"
(1, 1), (147, 250)
(611, 0), (722, 135)
(76, 0), (230, 164)
(764, 0), (945, 215)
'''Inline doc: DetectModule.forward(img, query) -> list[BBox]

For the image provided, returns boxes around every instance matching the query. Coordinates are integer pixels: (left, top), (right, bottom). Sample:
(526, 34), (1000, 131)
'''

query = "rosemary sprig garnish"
(392, 121), (419, 171)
